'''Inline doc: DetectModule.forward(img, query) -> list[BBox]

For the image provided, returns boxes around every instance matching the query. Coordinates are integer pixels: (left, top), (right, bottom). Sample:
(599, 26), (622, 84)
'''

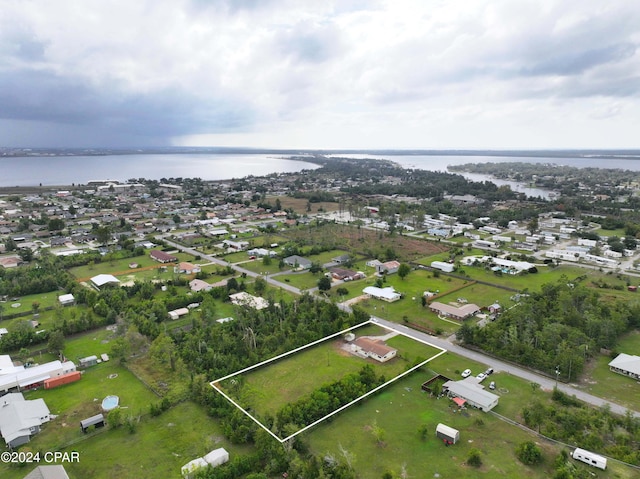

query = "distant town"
(1, 155), (640, 479)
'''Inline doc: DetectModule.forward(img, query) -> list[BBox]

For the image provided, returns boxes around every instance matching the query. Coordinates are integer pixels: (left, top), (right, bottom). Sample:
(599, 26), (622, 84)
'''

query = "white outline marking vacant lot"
(210, 319), (447, 443)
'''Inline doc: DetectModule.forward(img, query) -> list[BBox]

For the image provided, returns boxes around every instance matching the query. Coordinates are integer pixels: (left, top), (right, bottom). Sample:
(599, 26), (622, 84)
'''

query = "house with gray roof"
(442, 378), (499, 412)
(283, 255), (312, 270)
(608, 353), (640, 380)
(0, 393), (51, 448)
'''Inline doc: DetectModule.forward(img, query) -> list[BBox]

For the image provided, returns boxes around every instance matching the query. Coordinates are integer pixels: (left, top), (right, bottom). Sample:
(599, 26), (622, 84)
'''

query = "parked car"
(476, 372), (487, 382)
(485, 367), (494, 376)
(461, 369), (472, 378)
(489, 381), (496, 390)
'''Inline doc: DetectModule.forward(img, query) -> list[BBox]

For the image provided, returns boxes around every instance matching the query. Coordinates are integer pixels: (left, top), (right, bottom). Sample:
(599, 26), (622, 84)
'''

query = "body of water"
(4, 152), (640, 193)
(0, 153), (319, 187)
(330, 153), (640, 199)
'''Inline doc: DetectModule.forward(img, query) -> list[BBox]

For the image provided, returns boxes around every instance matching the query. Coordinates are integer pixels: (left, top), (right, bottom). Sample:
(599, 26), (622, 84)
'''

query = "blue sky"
(1, 0), (639, 149)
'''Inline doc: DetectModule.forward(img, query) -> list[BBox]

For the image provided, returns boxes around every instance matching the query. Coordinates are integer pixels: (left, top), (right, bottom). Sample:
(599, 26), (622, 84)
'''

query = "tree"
(18, 248), (34, 262)
(397, 263), (411, 280)
(262, 255), (272, 266)
(253, 276), (267, 296)
(309, 262), (323, 274)
(317, 276), (332, 292)
(47, 330), (65, 356)
(47, 218), (65, 231)
(516, 441), (543, 465)
(95, 226), (111, 246)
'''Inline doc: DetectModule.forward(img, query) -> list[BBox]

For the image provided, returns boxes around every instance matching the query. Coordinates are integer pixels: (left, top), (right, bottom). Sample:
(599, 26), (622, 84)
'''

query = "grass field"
(22, 361), (160, 451)
(305, 370), (636, 479)
(2, 401), (251, 479)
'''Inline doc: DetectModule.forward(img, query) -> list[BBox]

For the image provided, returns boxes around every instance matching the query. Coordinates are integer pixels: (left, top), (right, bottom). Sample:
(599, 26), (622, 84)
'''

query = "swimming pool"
(101, 395), (119, 411)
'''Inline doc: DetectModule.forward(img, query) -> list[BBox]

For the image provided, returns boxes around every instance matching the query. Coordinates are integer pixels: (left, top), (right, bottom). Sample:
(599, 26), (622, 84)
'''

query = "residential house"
(174, 262), (201, 274)
(0, 393), (51, 448)
(150, 250), (178, 263)
(283, 255), (312, 270)
(351, 337), (397, 362)
(329, 268), (364, 281)
(376, 260), (400, 275)
(429, 301), (480, 320)
(189, 279), (212, 292)
(608, 353), (640, 380)
(90, 274), (121, 290)
(442, 378), (499, 412)
(362, 286), (401, 302)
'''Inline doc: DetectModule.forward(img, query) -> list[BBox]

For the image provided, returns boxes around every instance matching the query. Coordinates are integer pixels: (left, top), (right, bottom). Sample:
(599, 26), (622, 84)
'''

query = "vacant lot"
(220, 323), (442, 419)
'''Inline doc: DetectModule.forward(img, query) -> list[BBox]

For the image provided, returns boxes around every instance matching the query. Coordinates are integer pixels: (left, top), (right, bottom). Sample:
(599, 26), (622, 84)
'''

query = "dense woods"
(457, 278), (640, 380)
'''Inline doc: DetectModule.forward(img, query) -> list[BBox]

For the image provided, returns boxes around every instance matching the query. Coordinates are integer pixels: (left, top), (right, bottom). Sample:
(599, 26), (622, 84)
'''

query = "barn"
(435, 423), (459, 444)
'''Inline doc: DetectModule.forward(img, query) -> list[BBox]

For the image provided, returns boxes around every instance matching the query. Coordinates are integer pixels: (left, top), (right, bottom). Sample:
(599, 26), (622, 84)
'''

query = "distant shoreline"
(2, 147), (640, 161)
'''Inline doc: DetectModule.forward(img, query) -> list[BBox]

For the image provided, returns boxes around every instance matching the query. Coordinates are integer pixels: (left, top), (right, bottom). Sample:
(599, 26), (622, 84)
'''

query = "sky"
(1, 0), (639, 150)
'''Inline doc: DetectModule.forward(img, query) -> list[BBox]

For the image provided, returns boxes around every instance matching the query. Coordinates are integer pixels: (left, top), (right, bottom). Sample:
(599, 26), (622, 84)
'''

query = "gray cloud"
(0, 0), (639, 148)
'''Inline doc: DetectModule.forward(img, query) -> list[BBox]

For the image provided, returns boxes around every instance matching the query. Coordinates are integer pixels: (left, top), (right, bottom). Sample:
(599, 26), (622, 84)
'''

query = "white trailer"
(572, 448), (607, 470)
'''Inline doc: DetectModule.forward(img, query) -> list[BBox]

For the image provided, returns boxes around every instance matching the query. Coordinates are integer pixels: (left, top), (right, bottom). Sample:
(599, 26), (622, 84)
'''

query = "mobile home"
(572, 448), (607, 470)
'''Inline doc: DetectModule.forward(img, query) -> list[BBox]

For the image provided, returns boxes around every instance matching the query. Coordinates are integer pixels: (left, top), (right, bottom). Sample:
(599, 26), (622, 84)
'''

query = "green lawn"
(0, 291), (62, 315)
(21, 361), (159, 451)
(577, 330), (640, 412)
(306, 368), (636, 479)
(69, 255), (159, 279)
(2, 401), (251, 479)
(272, 271), (324, 290)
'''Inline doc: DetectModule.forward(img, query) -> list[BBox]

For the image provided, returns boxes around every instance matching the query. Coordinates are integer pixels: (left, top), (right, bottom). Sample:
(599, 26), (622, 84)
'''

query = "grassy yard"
(220, 324), (442, 420)
(22, 361), (159, 451)
(306, 369), (636, 479)
(2, 401), (251, 479)
(272, 271), (324, 291)
(576, 330), (640, 412)
(0, 291), (62, 315)
(69, 255), (160, 279)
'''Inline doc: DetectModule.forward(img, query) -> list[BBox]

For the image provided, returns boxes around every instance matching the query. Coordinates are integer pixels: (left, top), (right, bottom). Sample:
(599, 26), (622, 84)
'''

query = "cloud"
(0, 0), (639, 148)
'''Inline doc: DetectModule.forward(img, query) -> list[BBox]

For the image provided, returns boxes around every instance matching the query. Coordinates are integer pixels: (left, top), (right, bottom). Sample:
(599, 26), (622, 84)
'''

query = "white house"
(90, 274), (121, 289)
(0, 393), (51, 448)
(431, 261), (454, 273)
(363, 286), (401, 302)
(608, 353), (640, 380)
(351, 337), (397, 362)
(442, 379), (499, 412)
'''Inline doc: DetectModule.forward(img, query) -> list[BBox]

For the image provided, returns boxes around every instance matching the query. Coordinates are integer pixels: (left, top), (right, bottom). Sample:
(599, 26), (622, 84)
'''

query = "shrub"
(516, 441), (543, 465)
(466, 448), (482, 467)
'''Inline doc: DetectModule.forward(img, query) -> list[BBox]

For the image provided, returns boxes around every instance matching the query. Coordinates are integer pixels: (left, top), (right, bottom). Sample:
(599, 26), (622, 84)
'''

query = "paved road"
(163, 236), (640, 418)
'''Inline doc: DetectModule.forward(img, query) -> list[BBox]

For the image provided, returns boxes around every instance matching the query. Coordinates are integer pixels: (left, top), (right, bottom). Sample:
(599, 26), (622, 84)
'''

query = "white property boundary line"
(210, 319), (447, 443)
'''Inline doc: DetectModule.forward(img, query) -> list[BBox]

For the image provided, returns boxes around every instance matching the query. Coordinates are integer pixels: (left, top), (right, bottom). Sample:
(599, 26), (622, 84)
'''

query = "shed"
(436, 423), (459, 444)
(80, 413), (105, 433)
(58, 294), (75, 306)
(203, 447), (229, 467)
(79, 355), (98, 368)
(181, 457), (208, 479)
(572, 447), (607, 470)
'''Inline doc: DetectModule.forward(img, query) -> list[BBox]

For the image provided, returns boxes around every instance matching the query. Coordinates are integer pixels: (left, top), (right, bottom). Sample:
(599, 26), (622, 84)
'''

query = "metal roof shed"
(436, 423), (459, 444)
(80, 413), (105, 433)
